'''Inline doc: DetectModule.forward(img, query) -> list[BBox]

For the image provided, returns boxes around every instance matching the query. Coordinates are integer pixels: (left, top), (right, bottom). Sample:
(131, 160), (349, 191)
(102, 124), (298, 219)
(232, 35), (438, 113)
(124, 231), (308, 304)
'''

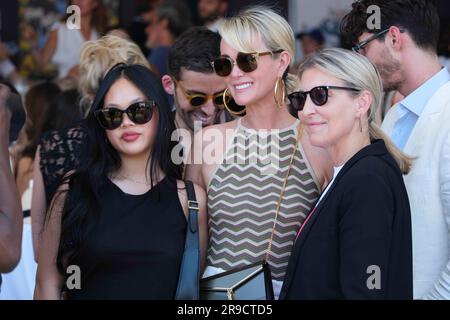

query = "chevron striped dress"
(206, 118), (321, 286)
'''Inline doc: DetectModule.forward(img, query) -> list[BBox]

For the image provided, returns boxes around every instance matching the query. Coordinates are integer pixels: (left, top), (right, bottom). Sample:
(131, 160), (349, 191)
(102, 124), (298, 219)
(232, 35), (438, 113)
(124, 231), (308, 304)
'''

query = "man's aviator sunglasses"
(94, 100), (156, 130)
(211, 50), (284, 77)
(174, 79), (228, 108)
(288, 86), (360, 112)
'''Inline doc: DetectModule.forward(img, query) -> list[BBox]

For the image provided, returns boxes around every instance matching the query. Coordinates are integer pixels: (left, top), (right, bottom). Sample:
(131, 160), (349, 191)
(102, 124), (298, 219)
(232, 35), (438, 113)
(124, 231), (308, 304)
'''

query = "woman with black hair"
(15, 83), (60, 196)
(34, 64), (207, 300)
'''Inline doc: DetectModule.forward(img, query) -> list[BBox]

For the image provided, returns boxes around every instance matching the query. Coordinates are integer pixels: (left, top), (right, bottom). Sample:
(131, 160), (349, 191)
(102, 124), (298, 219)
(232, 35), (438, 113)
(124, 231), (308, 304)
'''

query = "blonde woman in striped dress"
(186, 6), (333, 298)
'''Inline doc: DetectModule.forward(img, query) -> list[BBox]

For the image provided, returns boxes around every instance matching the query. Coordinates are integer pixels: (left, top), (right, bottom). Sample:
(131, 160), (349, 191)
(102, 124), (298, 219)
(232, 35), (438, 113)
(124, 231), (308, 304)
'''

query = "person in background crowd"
(16, 88), (83, 217)
(342, 0), (450, 299)
(198, 0), (229, 32)
(145, 1), (192, 78)
(0, 42), (21, 84)
(296, 28), (325, 58)
(32, 0), (107, 80)
(34, 64), (207, 299)
(30, 35), (152, 261)
(15, 83), (61, 198)
(186, 6), (333, 298)
(281, 48), (413, 299)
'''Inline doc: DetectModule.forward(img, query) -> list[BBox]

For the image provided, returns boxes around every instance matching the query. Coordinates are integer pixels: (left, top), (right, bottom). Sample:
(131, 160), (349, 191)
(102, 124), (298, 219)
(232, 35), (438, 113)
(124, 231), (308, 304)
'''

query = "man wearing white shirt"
(342, 0), (450, 299)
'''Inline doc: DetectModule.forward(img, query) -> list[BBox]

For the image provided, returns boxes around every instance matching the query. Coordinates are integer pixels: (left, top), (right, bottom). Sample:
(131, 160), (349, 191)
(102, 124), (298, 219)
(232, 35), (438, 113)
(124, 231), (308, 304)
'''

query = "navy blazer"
(280, 139), (413, 300)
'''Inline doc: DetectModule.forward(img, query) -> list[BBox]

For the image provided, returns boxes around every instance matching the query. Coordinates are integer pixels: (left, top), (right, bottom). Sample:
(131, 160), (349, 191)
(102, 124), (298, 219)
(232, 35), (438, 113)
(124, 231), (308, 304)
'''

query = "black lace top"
(39, 122), (86, 205)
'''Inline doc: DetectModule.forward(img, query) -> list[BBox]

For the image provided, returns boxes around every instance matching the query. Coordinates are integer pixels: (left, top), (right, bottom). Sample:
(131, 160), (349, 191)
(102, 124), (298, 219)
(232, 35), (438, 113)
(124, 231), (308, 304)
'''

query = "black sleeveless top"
(66, 175), (187, 300)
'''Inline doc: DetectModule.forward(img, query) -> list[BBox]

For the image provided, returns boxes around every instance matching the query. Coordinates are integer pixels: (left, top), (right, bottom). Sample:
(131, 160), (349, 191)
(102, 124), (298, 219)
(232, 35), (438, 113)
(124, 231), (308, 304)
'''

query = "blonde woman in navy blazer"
(280, 48), (413, 299)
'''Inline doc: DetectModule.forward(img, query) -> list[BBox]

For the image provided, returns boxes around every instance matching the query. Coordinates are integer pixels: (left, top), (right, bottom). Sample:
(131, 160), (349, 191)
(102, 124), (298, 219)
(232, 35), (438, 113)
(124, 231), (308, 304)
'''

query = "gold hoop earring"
(274, 77), (286, 108)
(223, 88), (246, 116)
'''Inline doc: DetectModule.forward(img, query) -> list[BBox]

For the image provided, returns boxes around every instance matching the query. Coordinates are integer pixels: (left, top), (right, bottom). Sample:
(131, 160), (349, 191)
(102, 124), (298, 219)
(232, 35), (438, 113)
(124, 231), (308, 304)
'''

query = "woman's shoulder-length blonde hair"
(297, 48), (413, 174)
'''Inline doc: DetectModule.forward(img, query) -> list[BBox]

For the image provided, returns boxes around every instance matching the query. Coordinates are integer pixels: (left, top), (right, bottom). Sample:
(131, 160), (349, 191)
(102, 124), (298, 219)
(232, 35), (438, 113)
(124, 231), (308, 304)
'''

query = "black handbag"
(200, 261), (274, 300)
(175, 180), (200, 300)
(200, 125), (302, 300)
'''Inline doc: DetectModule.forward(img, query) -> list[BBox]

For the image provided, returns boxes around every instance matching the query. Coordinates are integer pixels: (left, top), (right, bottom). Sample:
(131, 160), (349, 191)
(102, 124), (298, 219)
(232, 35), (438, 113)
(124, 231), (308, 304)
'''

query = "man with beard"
(198, 0), (229, 32)
(162, 27), (231, 143)
(341, 0), (450, 299)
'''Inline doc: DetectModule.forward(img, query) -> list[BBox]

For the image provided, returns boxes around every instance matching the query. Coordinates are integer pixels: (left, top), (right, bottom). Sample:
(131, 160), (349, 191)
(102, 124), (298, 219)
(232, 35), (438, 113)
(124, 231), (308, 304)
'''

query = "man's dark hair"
(438, 18), (450, 57)
(341, 0), (440, 52)
(156, 1), (193, 39)
(167, 26), (221, 80)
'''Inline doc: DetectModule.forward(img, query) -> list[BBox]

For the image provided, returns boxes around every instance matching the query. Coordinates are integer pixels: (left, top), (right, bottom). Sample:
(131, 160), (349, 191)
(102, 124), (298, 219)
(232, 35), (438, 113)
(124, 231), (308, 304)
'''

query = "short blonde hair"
(218, 6), (298, 94)
(298, 48), (413, 174)
(78, 35), (151, 97)
(298, 48), (383, 123)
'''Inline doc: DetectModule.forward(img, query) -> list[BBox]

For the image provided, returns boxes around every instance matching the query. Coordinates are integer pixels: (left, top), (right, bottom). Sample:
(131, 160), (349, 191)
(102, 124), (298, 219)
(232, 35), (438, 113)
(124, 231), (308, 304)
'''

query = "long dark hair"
(22, 88), (83, 162)
(21, 82), (61, 159)
(41, 89), (83, 133)
(53, 64), (182, 276)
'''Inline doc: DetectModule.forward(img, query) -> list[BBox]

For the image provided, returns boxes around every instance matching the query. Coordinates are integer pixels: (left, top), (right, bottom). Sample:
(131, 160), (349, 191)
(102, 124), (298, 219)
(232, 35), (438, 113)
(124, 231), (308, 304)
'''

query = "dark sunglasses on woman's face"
(94, 100), (156, 130)
(174, 79), (227, 108)
(288, 86), (360, 112)
(211, 49), (284, 77)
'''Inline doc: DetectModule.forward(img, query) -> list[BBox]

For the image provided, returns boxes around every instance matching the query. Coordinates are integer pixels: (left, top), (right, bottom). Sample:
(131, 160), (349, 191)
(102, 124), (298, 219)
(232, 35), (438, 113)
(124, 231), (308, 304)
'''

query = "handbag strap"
(175, 180), (200, 300)
(185, 180), (199, 234)
(265, 124), (303, 262)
